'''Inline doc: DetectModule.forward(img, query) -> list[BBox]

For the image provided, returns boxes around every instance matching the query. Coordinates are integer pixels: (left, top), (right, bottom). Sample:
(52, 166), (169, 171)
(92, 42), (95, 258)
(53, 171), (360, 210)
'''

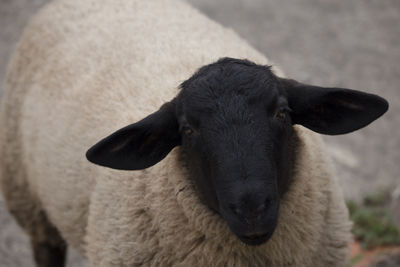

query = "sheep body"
(0, 0), (351, 266)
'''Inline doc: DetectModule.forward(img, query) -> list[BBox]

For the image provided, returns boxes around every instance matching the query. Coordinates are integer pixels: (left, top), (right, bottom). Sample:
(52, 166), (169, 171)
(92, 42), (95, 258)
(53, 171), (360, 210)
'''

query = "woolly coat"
(0, 0), (351, 266)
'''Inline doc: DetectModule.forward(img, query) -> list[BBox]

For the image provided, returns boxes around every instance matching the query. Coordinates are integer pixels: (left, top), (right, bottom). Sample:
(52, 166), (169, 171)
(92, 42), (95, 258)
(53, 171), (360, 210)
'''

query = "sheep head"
(86, 57), (388, 246)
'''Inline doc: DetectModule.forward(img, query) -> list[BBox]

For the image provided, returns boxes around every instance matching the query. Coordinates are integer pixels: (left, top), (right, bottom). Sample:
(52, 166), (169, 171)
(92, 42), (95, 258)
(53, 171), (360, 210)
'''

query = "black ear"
(281, 78), (388, 135)
(86, 101), (181, 170)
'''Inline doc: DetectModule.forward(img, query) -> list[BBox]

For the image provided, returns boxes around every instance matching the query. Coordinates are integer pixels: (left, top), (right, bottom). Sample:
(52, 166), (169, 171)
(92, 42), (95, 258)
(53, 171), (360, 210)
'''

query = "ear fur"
(281, 78), (388, 135)
(86, 100), (180, 170)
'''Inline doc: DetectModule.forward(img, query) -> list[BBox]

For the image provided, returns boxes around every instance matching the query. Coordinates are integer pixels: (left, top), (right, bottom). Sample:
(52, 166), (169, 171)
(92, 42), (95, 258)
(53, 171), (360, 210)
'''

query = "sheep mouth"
(238, 232), (271, 246)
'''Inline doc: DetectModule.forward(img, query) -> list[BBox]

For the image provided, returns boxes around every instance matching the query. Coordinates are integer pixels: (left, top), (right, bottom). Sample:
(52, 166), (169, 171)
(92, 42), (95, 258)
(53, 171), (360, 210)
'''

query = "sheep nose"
(230, 200), (269, 220)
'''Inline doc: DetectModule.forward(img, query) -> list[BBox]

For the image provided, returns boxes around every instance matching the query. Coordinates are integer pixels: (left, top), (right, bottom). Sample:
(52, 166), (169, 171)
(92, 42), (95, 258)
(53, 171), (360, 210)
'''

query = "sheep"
(0, 0), (388, 266)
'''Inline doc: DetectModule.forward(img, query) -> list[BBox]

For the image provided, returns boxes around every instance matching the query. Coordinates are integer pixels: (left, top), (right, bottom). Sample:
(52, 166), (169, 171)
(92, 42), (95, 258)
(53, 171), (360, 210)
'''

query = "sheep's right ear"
(281, 78), (388, 135)
(86, 101), (181, 170)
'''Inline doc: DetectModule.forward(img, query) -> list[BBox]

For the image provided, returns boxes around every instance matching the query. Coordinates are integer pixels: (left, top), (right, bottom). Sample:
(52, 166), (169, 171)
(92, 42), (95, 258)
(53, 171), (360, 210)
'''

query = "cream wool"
(0, 0), (351, 266)
(86, 128), (351, 266)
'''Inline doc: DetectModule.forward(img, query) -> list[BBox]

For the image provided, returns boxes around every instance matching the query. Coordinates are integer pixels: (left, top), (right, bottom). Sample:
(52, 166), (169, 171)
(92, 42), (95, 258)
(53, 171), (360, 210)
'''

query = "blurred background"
(0, 0), (399, 266)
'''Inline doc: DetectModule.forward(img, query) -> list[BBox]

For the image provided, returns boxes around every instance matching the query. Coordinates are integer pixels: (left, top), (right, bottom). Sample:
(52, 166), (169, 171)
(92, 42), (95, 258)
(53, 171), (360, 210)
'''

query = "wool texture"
(0, 0), (351, 266)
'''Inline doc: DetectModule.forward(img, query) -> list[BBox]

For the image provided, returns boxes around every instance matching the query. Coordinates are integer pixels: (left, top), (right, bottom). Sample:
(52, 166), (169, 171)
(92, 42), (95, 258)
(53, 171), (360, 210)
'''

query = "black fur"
(86, 102), (180, 170)
(86, 57), (388, 245)
(32, 240), (66, 267)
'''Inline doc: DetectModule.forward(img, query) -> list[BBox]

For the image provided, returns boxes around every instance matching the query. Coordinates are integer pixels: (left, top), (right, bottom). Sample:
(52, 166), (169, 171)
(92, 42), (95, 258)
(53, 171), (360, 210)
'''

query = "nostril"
(255, 198), (270, 213)
(256, 203), (266, 213)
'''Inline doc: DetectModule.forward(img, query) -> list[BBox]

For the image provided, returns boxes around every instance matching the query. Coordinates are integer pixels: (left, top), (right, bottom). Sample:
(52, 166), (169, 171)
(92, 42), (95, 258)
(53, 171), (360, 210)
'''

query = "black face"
(176, 58), (293, 245)
(86, 57), (388, 246)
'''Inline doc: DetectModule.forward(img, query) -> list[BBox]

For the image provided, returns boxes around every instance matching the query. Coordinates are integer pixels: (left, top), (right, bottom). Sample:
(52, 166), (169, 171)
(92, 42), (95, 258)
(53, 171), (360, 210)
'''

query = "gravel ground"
(0, 0), (399, 266)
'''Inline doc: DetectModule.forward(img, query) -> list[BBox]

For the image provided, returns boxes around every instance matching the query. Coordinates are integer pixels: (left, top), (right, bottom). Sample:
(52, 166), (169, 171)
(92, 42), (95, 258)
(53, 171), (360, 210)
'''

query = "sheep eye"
(274, 107), (291, 120)
(183, 127), (193, 136)
(275, 111), (286, 120)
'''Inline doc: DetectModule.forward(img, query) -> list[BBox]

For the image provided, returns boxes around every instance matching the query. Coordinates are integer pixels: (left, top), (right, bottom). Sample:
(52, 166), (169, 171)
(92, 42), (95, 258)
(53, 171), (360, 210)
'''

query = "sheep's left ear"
(86, 100), (181, 170)
(281, 78), (388, 135)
